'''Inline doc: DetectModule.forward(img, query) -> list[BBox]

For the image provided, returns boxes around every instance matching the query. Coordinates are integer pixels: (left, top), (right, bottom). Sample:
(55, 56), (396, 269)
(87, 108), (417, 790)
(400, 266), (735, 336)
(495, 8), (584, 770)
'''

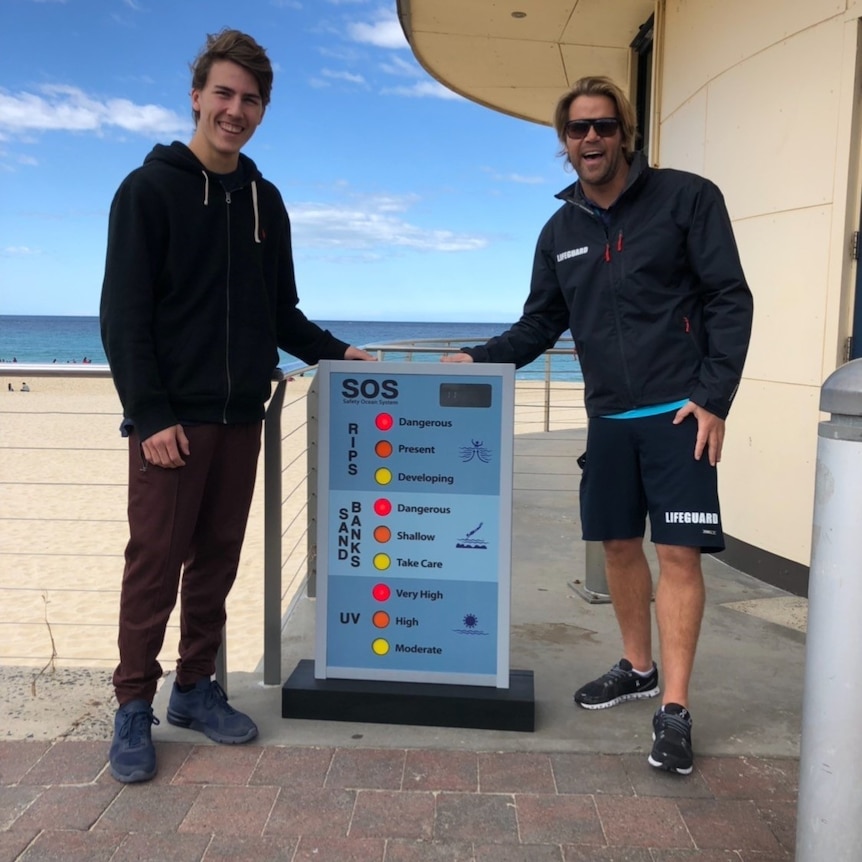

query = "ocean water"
(0, 315), (581, 381)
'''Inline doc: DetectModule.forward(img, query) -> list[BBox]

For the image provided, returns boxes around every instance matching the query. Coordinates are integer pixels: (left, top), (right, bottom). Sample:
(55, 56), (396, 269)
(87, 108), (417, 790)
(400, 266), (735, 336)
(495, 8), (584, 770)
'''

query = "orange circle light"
(373, 525), (391, 543)
(375, 440), (393, 457)
(372, 611), (390, 628)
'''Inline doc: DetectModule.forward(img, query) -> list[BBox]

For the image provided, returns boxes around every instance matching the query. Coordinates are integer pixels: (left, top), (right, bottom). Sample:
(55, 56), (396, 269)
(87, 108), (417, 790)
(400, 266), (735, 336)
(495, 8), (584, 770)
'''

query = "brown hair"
(552, 76), (638, 163)
(190, 29), (273, 124)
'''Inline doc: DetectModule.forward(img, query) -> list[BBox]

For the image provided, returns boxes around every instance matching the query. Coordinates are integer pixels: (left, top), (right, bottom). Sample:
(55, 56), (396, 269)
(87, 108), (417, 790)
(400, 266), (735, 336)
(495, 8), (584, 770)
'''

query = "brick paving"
(0, 740), (797, 861)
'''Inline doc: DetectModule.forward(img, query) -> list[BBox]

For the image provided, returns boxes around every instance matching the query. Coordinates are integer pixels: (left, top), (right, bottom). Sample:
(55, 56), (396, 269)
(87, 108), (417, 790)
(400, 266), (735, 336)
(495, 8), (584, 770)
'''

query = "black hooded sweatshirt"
(100, 142), (348, 442)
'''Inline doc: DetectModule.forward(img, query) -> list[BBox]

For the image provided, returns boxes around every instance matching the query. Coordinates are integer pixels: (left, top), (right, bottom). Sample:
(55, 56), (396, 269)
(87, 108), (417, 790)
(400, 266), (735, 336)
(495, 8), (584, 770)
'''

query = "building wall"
(655, 0), (862, 569)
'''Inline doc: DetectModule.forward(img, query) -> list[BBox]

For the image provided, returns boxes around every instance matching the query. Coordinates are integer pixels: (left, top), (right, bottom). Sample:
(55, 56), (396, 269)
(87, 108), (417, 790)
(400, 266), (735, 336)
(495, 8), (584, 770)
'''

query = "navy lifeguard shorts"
(578, 410), (724, 553)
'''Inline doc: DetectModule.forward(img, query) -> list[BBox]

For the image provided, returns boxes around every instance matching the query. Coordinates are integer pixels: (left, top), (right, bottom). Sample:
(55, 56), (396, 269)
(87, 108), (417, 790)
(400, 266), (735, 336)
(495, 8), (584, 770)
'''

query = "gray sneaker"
(574, 658), (660, 709)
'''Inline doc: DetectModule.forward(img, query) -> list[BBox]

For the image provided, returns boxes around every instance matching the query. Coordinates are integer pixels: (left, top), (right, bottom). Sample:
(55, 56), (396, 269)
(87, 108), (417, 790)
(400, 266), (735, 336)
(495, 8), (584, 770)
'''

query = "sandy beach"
(0, 371), (585, 738)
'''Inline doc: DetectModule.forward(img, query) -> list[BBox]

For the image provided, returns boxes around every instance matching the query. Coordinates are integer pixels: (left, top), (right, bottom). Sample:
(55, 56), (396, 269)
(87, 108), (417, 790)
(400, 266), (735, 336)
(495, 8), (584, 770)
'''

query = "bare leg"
(654, 544), (705, 708)
(603, 537), (655, 673)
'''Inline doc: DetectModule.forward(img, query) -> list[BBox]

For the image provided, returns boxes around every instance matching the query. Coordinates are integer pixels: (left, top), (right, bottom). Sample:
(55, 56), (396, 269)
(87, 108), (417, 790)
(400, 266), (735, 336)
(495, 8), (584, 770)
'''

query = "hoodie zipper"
(223, 190), (232, 424)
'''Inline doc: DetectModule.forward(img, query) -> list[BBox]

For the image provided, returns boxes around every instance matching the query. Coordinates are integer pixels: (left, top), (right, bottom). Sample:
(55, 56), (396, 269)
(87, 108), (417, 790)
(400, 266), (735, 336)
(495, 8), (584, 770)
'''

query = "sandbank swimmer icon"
(456, 522), (488, 550)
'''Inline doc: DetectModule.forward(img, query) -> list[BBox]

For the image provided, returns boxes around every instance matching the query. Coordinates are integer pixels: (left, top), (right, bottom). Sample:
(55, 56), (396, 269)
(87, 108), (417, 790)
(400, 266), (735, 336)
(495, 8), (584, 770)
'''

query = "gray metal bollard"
(570, 540), (611, 604)
(796, 358), (862, 861)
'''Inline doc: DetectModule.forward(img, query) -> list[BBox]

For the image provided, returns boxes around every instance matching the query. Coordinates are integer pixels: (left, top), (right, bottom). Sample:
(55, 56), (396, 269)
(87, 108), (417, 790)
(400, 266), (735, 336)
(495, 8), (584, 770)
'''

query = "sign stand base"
(282, 659), (535, 732)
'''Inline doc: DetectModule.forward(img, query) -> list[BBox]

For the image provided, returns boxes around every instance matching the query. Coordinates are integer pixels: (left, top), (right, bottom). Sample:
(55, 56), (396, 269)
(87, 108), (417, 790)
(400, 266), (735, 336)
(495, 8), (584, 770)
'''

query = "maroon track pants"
(113, 422), (262, 705)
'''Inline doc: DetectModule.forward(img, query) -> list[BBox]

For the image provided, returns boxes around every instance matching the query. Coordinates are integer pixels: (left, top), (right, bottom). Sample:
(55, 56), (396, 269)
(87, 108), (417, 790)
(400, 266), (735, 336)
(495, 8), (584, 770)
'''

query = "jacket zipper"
(223, 190), (232, 424)
(603, 225), (636, 409)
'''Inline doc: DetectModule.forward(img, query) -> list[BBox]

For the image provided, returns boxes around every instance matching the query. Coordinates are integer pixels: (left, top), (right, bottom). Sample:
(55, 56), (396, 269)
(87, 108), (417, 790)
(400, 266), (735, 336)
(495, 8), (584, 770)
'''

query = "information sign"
(314, 361), (514, 687)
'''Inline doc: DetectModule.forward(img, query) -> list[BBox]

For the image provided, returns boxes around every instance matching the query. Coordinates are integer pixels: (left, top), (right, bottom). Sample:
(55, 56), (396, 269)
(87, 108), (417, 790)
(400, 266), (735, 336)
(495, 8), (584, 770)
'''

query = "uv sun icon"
(462, 613), (478, 629)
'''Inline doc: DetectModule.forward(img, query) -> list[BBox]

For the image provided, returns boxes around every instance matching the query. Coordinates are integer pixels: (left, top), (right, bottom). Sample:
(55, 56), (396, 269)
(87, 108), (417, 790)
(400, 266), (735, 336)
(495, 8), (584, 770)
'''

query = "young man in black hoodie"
(100, 29), (373, 783)
(444, 76), (753, 775)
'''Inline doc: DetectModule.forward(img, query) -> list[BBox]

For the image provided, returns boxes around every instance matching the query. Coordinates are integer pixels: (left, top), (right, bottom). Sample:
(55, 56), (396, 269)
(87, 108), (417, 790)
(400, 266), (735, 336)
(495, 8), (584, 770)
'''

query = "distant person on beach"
(100, 29), (373, 785)
(20, 382), (30, 392)
(443, 76), (753, 775)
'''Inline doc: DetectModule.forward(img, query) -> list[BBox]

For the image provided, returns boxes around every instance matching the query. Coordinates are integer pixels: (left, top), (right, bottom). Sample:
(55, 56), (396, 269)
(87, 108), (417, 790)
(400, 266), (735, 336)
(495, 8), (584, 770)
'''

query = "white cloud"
(0, 85), (190, 137)
(347, 9), (408, 50)
(483, 168), (545, 185)
(321, 68), (368, 86)
(381, 81), (463, 101)
(2, 246), (41, 256)
(379, 56), (422, 78)
(504, 173), (545, 184)
(289, 194), (487, 253)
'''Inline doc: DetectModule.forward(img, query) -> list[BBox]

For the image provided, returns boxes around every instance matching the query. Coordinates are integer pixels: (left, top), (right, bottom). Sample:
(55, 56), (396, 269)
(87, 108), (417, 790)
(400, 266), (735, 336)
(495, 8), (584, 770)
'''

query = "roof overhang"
(397, 0), (655, 126)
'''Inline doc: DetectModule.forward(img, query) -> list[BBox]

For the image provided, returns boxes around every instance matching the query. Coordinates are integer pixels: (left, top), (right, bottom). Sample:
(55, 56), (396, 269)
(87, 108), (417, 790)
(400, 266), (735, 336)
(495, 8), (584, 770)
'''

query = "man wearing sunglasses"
(443, 76), (753, 775)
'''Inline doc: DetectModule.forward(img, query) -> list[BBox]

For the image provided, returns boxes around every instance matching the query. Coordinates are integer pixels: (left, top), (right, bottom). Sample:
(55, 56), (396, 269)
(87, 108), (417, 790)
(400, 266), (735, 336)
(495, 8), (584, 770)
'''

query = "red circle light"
(372, 583), (391, 602)
(374, 498), (392, 516)
(375, 413), (394, 431)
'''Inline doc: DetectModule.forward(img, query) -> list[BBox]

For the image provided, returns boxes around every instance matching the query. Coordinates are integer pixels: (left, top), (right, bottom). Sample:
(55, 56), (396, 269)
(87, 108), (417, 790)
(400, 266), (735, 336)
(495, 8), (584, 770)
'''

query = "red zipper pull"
(604, 242), (611, 262)
(683, 316), (690, 333)
(617, 230), (623, 252)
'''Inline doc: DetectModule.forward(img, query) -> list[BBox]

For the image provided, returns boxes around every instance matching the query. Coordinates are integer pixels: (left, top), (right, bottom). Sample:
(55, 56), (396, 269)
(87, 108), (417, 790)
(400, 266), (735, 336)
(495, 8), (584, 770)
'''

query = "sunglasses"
(564, 118), (621, 140)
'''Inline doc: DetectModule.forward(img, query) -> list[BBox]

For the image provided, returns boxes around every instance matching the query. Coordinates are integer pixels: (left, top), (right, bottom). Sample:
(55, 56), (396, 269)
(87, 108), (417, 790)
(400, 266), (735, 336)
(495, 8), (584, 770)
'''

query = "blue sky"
(1, 0), (571, 322)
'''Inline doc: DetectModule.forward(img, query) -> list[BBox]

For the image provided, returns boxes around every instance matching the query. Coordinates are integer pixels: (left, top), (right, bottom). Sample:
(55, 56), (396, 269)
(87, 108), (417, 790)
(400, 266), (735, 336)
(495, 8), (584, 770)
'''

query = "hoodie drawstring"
(251, 180), (261, 244)
(201, 170), (260, 243)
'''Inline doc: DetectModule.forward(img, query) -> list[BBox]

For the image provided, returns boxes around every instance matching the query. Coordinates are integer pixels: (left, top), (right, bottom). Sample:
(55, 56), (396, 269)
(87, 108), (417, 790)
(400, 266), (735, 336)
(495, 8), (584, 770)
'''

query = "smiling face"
(566, 94), (629, 207)
(188, 59), (264, 173)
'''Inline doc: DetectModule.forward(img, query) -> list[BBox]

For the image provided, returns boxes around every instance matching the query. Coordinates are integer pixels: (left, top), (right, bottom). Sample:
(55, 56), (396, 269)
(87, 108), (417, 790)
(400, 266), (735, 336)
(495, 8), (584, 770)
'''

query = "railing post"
(796, 359), (862, 861)
(544, 352), (552, 432)
(306, 375), (320, 598)
(263, 376), (287, 686)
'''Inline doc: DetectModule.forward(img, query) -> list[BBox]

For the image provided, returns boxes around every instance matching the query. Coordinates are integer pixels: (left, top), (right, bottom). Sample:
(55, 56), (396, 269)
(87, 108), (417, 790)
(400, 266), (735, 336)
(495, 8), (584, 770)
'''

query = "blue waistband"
(601, 398), (689, 420)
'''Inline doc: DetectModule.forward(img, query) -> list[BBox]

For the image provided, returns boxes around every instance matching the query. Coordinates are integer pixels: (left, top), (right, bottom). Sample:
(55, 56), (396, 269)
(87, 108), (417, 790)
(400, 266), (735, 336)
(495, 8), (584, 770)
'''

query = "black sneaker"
(573, 658), (660, 709)
(648, 703), (694, 775)
(109, 699), (159, 783)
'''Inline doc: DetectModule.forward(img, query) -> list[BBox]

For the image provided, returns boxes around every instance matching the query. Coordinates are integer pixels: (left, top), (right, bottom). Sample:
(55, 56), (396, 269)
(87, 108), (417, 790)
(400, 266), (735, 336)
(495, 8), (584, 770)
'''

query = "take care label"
(314, 361), (514, 687)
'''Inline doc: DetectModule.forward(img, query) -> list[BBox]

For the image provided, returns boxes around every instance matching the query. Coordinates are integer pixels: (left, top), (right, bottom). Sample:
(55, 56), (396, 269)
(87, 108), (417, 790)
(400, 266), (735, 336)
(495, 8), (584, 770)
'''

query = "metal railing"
(0, 342), (586, 685)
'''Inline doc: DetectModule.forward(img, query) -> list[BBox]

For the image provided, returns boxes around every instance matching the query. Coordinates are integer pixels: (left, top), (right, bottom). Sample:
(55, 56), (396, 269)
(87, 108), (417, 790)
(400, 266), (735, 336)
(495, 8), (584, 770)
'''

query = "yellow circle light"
(373, 553), (391, 570)
(375, 467), (392, 485)
(372, 638), (390, 656)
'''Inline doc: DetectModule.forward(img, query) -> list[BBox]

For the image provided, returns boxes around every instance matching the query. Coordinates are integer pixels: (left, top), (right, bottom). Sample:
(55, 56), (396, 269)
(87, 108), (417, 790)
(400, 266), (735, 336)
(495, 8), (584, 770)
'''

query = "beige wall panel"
(562, 0), (655, 46)
(721, 381), (819, 564)
(559, 45), (631, 87)
(732, 206), (832, 387)
(415, 34), (566, 89)
(654, 87), (706, 174)
(662, 0), (845, 117)
(702, 18), (844, 219)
